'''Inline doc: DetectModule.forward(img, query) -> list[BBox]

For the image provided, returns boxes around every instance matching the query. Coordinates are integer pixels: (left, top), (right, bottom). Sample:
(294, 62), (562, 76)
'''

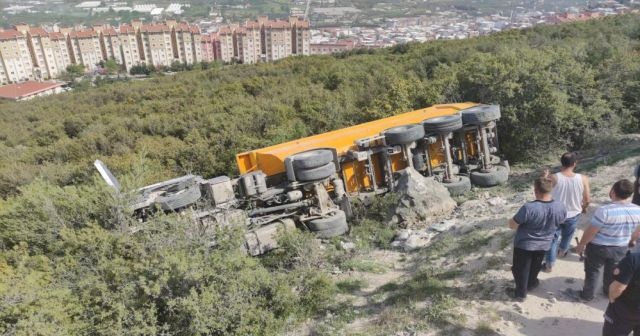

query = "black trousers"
(512, 247), (546, 298)
(583, 243), (627, 300)
(603, 301), (640, 336)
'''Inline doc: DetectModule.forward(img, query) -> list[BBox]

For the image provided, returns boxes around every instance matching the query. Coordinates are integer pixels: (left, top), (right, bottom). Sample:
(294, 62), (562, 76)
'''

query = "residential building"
(68, 29), (103, 71)
(139, 23), (175, 67)
(310, 40), (355, 55)
(217, 27), (235, 63)
(0, 80), (65, 101)
(0, 17), (309, 83)
(0, 29), (35, 84)
(212, 16), (311, 64)
(118, 24), (143, 70)
(49, 32), (73, 76)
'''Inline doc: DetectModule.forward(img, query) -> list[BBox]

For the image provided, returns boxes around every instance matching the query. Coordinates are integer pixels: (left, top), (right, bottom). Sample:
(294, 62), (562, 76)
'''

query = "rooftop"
(0, 81), (64, 100)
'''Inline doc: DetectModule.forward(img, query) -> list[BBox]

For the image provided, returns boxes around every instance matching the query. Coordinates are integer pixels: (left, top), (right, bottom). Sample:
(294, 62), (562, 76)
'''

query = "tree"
(103, 58), (120, 75)
(60, 64), (86, 82)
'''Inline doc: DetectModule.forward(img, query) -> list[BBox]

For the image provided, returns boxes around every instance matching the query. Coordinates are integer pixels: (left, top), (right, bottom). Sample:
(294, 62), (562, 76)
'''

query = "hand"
(576, 243), (586, 256)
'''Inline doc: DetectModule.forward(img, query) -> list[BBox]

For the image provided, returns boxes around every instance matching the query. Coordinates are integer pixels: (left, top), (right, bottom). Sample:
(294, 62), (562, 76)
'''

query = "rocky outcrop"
(390, 168), (457, 227)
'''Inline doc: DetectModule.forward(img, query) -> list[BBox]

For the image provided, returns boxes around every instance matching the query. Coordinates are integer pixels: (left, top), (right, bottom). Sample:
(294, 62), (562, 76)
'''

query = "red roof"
(0, 81), (64, 100)
(119, 24), (136, 33)
(69, 29), (98, 38)
(102, 27), (118, 36)
(0, 30), (24, 41)
(140, 24), (171, 33)
(49, 32), (65, 40)
(29, 27), (48, 37)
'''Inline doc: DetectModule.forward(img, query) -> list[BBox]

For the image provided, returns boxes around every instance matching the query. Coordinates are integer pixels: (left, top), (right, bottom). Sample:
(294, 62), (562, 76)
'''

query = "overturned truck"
(96, 103), (509, 255)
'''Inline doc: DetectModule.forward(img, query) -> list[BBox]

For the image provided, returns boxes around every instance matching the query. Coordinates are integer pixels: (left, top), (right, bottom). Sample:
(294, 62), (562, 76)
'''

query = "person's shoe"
(506, 287), (526, 302)
(558, 250), (569, 258)
(564, 288), (593, 302)
(541, 262), (553, 273)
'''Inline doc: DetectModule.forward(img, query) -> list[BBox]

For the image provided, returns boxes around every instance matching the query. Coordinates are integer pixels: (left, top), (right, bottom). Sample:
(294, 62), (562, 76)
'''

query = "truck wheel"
(470, 165), (509, 187)
(291, 149), (334, 170)
(155, 184), (201, 211)
(422, 114), (463, 134)
(295, 162), (336, 181)
(461, 105), (501, 125)
(383, 124), (425, 145)
(308, 210), (348, 238)
(443, 175), (471, 196)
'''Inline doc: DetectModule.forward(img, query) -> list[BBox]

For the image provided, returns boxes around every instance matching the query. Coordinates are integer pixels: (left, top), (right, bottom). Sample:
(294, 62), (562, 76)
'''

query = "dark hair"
(534, 176), (554, 194)
(561, 152), (577, 168)
(612, 179), (634, 199)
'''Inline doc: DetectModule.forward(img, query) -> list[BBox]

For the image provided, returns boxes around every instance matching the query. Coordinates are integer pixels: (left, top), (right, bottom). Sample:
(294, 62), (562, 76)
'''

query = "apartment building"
(139, 24), (175, 67)
(200, 34), (216, 62)
(68, 29), (103, 71)
(97, 26), (123, 65)
(118, 24), (143, 70)
(0, 17), (307, 84)
(49, 32), (73, 75)
(212, 16), (311, 64)
(173, 22), (201, 64)
(217, 27), (235, 63)
(0, 30), (35, 84)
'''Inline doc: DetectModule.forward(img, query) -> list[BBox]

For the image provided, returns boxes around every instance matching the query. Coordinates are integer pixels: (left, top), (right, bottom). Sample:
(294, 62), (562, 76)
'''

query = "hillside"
(1, 14), (640, 335)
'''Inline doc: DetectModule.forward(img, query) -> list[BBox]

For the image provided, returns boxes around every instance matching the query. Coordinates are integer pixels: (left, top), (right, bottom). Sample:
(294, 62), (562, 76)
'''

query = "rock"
(513, 303), (526, 314)
(340, 241), (356, 251)
(430, 220), (456, 233)
(403, 234), (424, 252)
(487, 196), (507, 206)
(395, 229), (411, 241)
(549, 297), (557, 304)
(393, 168), (456, 227)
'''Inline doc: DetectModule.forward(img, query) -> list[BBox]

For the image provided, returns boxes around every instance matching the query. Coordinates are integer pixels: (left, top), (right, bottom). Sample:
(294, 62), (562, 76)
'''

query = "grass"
(336, 278), (369, 293)
(342, 259), (388, 274)
(579, 146), (640, 172)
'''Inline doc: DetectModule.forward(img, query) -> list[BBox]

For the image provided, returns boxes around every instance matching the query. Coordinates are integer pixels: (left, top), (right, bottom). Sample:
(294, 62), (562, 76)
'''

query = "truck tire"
(443, 175), (471, 196)
(291, 149), (334, 170)
(422, 114), (463, 134)
(308, 210), (349, 238)
(383, 124), (425, 145)
(155, 185), (201, 211)
(295, 162), (336, 181)
(461, 105), (501, 125)
(470, 165), (509, 187)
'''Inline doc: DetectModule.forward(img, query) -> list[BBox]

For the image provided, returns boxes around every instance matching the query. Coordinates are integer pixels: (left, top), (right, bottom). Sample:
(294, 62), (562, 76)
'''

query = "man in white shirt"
(543, 152), (590, 272)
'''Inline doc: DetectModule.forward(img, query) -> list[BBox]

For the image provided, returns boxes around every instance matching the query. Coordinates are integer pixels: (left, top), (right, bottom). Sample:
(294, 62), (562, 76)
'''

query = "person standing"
(602, 251), (640, 335)
(509, 176), (566, 300)
(543, 152), (591, 272)
(575, 179), (640, 301)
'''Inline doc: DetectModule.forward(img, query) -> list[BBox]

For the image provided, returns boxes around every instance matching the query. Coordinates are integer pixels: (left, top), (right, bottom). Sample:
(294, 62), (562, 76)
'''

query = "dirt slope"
(301, 136), (640, 335)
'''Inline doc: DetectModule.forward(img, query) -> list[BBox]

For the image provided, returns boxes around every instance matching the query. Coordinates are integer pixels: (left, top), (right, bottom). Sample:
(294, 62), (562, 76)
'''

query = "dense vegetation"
(1, 14), (640, 335)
